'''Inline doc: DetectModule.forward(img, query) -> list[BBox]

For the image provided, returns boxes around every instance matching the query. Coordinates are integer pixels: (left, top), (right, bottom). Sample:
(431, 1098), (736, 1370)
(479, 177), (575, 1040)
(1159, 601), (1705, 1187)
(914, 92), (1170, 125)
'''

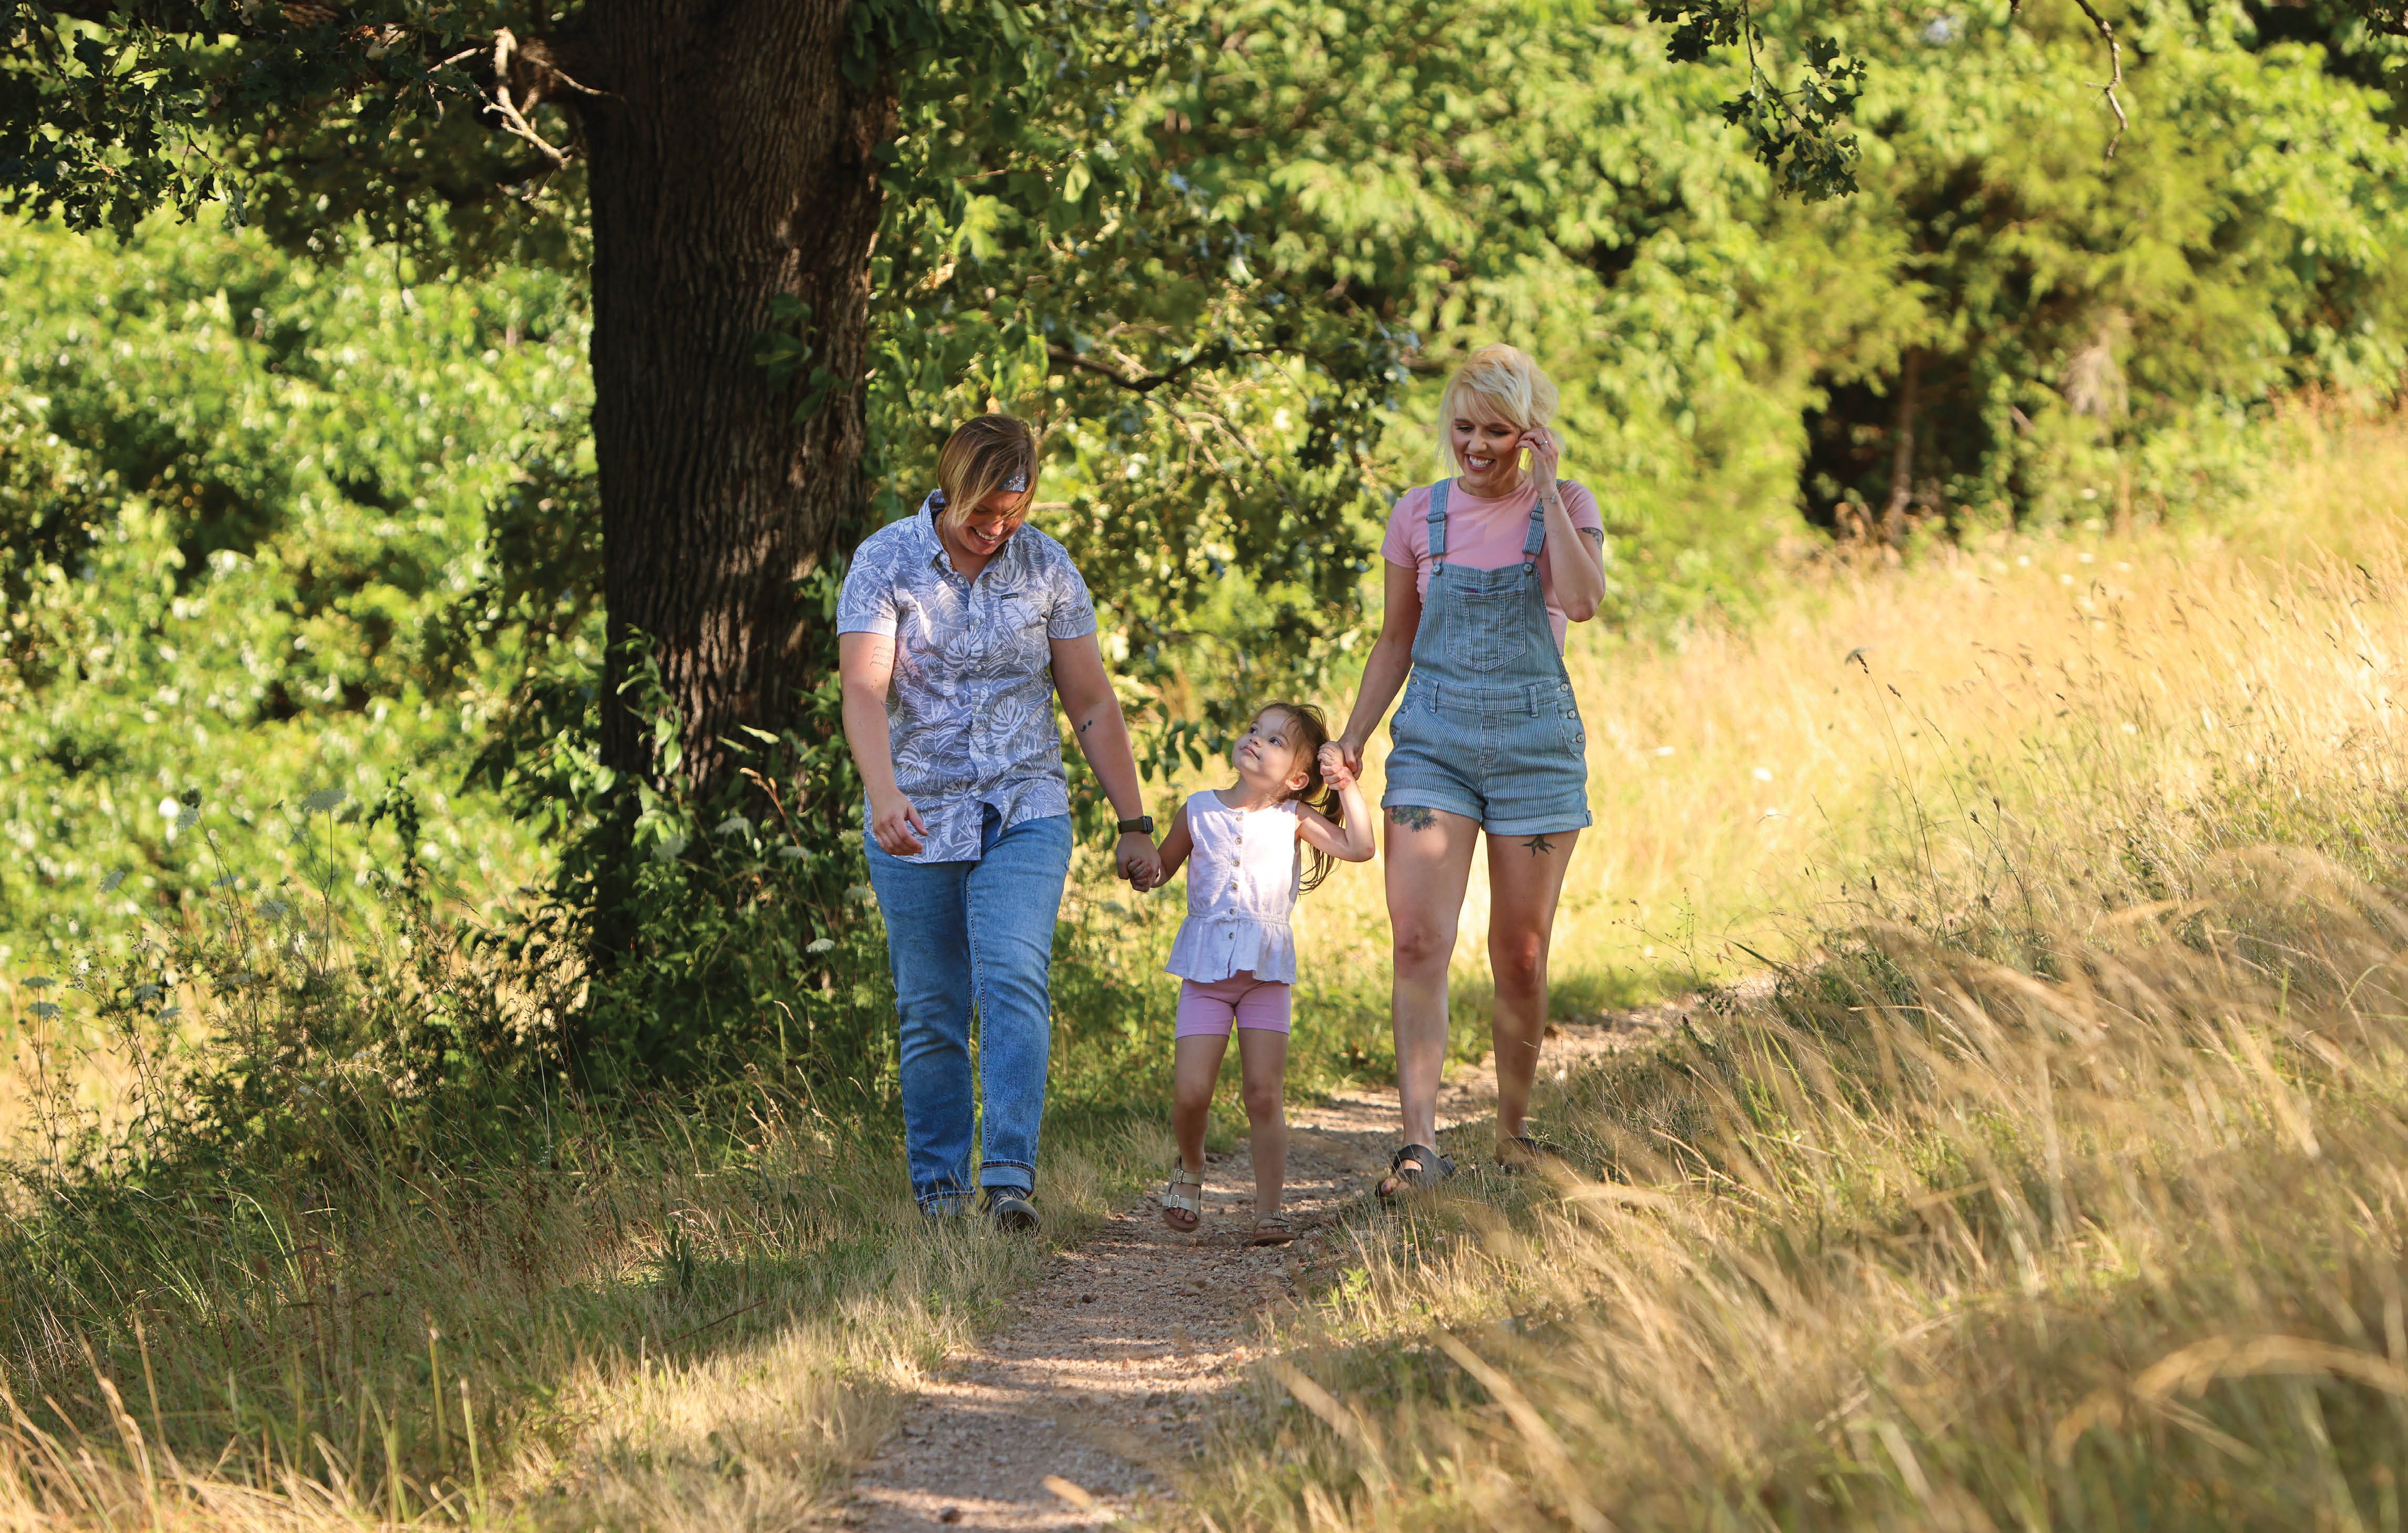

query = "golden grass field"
(1299, 410), (2408, 1009)
(6, 410), (2408, 1529)
(1176, 411), (2408, 1529)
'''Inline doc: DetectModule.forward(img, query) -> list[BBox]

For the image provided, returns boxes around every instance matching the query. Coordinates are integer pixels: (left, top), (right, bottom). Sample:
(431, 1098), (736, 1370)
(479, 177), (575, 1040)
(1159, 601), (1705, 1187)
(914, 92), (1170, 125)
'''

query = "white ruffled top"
(1164, 789), (1303, 984)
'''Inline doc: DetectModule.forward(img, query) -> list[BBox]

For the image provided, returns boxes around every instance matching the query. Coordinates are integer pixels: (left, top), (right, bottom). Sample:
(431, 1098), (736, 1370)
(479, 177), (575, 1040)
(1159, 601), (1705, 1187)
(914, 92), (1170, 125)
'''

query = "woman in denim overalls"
(1325, 346), (1608, 1196)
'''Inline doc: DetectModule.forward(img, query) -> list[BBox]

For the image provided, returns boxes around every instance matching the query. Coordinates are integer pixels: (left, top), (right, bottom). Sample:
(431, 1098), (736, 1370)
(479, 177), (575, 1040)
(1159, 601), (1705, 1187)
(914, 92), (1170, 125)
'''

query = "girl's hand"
(1520, 426), (1561, 487)
(1117, 832), (1163, 890)
(1320, 738), (1363, 781)
(1319, 749), (1357, 792)
(868, 789), (928, 856)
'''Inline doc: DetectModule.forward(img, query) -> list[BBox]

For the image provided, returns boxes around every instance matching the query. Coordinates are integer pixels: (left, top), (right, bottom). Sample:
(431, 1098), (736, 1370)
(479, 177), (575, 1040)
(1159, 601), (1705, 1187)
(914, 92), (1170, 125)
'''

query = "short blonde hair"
(1438, 344), (1560, 473)
(934, 414), (1040, 529)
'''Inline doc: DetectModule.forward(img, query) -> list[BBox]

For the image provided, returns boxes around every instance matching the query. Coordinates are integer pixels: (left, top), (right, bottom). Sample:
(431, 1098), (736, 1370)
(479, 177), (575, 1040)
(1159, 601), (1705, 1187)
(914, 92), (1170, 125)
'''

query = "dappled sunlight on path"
(842, 1000), (1700, 1529)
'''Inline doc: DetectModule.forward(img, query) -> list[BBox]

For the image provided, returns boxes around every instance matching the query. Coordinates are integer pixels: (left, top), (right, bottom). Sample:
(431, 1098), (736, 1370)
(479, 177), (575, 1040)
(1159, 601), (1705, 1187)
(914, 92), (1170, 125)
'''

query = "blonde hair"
(1438, 344), (1561, 474)
(934, 414), (1040, 529)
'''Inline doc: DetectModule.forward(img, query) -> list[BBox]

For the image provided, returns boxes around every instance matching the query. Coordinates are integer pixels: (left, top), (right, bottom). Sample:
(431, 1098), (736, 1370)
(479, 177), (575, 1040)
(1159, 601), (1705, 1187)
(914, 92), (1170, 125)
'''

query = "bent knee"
(1241, 1083), (1286, 1122)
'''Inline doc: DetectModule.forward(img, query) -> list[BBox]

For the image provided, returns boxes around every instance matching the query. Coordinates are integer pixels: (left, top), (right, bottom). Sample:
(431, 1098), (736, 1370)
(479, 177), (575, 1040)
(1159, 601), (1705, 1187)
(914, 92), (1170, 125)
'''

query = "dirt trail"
(843, 1004), (1692, 1530)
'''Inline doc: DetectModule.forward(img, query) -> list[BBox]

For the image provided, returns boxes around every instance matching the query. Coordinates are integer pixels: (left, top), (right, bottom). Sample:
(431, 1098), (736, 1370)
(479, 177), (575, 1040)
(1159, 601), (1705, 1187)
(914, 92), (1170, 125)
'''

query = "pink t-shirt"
(1380, 479), (1605, 649)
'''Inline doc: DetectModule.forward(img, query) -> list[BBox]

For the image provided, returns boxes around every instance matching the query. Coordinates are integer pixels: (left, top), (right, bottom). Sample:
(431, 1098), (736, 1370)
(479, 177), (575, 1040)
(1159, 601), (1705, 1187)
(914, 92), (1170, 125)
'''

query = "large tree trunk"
(572, 0), (889, 797)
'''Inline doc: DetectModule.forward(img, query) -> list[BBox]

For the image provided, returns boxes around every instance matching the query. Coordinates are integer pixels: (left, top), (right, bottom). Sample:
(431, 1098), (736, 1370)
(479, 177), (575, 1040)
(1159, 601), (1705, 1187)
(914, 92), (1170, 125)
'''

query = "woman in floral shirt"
(837, 414), (1160, 1230)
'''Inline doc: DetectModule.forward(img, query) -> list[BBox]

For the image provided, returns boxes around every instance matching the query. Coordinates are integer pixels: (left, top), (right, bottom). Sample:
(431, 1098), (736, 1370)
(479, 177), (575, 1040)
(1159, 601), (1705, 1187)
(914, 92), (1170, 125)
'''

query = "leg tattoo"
(1389, 805), (1438, 831)
(1522, 833), (1557, 857)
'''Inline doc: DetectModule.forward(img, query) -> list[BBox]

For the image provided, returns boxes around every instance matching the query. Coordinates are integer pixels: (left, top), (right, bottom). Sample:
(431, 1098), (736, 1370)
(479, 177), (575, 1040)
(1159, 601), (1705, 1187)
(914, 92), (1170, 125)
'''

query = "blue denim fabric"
(1381, 479), (1592, 836)
(865, 808), (1071, 1212)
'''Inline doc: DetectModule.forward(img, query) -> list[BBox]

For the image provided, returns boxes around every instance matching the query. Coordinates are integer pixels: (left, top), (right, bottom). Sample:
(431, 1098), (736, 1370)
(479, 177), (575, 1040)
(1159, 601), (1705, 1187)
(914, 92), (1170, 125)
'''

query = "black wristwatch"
(1115, 815), (1155, 837)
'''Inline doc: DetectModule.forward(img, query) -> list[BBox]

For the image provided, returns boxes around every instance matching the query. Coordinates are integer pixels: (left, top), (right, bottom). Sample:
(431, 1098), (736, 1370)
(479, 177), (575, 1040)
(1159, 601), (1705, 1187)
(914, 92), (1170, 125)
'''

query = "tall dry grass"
(7, 414), (2405, 1531)
(1295, 411), (2408, 1009)
(1179, 413), (2408, 1530)
(0, 1070), (1160, 1533)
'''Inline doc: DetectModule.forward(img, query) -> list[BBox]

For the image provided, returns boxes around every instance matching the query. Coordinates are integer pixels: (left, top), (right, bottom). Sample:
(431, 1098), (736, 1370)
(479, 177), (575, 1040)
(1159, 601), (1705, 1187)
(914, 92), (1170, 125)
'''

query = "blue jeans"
(865, 809), (1071, 1212)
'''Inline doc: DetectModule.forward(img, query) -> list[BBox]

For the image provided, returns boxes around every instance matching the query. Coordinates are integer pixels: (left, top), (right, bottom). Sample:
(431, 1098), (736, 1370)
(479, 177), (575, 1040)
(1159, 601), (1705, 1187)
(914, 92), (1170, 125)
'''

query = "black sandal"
(1376, 1143), (1456, 1199)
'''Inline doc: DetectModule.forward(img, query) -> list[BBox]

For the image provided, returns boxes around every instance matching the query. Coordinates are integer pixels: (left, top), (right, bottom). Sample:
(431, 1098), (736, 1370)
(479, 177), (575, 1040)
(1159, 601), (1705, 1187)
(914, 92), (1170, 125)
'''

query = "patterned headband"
(926, 469), (1030, 513)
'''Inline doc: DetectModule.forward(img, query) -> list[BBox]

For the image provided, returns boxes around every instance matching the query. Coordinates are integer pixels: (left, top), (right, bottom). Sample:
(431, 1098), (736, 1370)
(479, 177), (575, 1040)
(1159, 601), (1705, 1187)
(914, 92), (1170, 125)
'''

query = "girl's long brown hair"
(1262, 701), (1344, 894)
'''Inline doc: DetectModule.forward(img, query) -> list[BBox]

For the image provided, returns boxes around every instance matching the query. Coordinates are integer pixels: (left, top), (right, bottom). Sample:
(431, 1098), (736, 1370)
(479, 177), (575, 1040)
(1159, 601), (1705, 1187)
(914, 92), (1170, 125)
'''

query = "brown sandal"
(1248, 1213), (1295, 1247)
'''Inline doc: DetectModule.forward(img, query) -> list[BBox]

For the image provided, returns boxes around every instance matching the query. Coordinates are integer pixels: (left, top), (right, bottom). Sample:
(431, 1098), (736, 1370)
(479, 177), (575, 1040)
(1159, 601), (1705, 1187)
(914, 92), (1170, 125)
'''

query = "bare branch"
(1045, 344), (1276, 394)
(2066, 0), (2127, 158)
(489, 28), (571, 167)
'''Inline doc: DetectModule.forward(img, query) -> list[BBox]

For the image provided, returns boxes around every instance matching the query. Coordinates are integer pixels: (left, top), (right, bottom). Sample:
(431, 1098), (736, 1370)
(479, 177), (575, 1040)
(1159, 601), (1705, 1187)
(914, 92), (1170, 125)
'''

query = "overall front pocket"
(1446, 585), (1528, 673)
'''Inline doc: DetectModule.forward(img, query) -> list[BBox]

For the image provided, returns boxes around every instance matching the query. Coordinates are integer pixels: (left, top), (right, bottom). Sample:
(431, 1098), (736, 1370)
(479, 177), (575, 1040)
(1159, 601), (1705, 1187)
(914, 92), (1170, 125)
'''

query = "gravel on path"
(843, 1008), (1680, 1530)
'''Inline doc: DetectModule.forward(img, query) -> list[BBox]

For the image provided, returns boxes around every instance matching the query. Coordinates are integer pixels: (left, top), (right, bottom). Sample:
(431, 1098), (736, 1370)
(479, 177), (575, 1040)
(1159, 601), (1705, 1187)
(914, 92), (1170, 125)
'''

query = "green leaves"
(1, 1), (580, 269)
(1648, 0), (1864, 199)
(752, 296), (843, 423)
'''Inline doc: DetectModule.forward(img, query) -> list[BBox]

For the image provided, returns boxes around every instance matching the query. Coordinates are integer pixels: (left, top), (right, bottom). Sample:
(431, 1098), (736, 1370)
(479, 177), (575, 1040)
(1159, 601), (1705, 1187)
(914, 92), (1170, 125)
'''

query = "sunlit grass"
(1293, 409), (2408, 1012)
(1169, 408), (2408, 1531)
(6, 410), (2407, 1529)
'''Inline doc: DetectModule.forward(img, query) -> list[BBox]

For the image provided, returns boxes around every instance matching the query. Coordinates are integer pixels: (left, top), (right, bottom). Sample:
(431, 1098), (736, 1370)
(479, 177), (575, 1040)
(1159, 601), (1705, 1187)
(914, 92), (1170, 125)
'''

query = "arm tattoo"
(1522, 833), (1558, 857)
(1389, 805), (1437, 831)
(1078, 718), (1094, 734)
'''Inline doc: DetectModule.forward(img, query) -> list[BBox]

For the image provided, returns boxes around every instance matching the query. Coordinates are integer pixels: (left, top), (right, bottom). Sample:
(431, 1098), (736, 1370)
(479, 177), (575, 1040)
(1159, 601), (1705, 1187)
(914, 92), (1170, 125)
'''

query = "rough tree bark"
(565, 0), (890, 798)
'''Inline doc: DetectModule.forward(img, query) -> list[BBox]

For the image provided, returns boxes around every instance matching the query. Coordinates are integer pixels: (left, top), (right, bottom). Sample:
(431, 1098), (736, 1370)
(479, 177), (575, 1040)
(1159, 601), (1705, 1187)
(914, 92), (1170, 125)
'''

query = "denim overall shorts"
(1381, 479), (1592, 836)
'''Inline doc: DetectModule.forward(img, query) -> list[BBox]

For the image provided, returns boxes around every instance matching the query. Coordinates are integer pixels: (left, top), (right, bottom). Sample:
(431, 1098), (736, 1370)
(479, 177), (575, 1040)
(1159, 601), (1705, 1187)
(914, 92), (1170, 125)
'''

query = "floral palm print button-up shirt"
(836, 495), (1098, 863)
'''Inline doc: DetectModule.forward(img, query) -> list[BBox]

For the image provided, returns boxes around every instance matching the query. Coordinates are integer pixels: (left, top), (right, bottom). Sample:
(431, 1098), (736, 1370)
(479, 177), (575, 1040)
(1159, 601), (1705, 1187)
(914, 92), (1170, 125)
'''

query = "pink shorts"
(1173, 971), (1293, 1039)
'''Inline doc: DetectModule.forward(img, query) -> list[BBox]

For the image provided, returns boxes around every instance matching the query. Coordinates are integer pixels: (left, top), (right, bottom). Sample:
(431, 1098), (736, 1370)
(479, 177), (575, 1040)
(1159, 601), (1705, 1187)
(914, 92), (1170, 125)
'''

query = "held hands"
(1319, 738), (1363, 785)
(1318, 745), (1359, 793)
(1117, 831), (1163, 891)
(868, 789), (928, 857)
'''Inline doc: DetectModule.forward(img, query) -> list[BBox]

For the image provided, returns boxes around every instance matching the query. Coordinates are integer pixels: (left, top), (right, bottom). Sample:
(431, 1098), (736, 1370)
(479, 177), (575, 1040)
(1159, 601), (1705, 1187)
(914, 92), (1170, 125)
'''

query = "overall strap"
(1428, 479), (1452, 563)
(1520, 480), (1558, 563)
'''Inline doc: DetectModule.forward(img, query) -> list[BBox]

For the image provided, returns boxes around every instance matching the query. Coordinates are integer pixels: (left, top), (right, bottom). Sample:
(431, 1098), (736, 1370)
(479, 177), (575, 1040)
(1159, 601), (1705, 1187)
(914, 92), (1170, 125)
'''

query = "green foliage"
(0, 0), (580, 264)
(0, 213), (587, 968)
(1647, 0), (1868, 198)
(7, 0), (2408, 1086)
(1782, 0), (2408, 532)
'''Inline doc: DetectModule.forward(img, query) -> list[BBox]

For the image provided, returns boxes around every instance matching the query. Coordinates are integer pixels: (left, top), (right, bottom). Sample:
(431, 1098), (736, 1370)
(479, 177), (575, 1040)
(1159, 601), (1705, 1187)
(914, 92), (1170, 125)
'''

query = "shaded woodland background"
(5, 0), (2403, 1079)
(4, 3), (2408, 1526)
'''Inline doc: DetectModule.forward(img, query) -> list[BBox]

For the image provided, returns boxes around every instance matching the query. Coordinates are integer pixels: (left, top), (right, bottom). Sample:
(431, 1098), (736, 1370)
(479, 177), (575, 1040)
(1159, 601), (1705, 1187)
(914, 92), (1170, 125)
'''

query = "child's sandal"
(1161, 1168), (1204, 1232)
(1248, 1213), (1295, 1247)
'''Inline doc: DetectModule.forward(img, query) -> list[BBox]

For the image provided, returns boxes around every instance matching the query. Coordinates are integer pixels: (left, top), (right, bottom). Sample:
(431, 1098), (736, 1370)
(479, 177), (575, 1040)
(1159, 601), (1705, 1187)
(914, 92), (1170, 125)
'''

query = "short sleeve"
(1381, 486), (1430, 569)
(835, 546), (900, 637)
(1560, 481), (1605, 537)
(1045, 547), (1098, 640)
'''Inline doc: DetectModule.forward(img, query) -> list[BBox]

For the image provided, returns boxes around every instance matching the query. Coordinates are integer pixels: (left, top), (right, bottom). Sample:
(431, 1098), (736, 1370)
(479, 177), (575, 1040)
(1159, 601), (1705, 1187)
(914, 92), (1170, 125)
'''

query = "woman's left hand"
(1520, 426), (1561, 486)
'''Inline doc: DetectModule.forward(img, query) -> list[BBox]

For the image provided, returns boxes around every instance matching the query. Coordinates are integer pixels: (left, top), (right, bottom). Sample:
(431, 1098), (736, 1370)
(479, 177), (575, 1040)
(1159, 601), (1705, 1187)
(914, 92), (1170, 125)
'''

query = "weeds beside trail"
(10, 416), (2408, 1529)
(0, 1073), (1161, 1530)
(1179, 419), (2408, 1530)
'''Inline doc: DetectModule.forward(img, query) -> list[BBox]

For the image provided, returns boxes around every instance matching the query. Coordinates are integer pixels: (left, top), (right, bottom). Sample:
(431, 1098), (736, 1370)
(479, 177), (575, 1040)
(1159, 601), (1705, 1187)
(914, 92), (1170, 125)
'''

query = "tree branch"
(1045, 344), (1277, 394)
(2066, 0), (2127, 158)
(489, 28), (571, 167)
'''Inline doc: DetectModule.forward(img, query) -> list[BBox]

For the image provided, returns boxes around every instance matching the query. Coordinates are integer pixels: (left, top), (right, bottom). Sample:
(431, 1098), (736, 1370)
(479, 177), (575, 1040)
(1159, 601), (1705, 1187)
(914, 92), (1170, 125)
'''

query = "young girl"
(1150, 702), (1376, 1244)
